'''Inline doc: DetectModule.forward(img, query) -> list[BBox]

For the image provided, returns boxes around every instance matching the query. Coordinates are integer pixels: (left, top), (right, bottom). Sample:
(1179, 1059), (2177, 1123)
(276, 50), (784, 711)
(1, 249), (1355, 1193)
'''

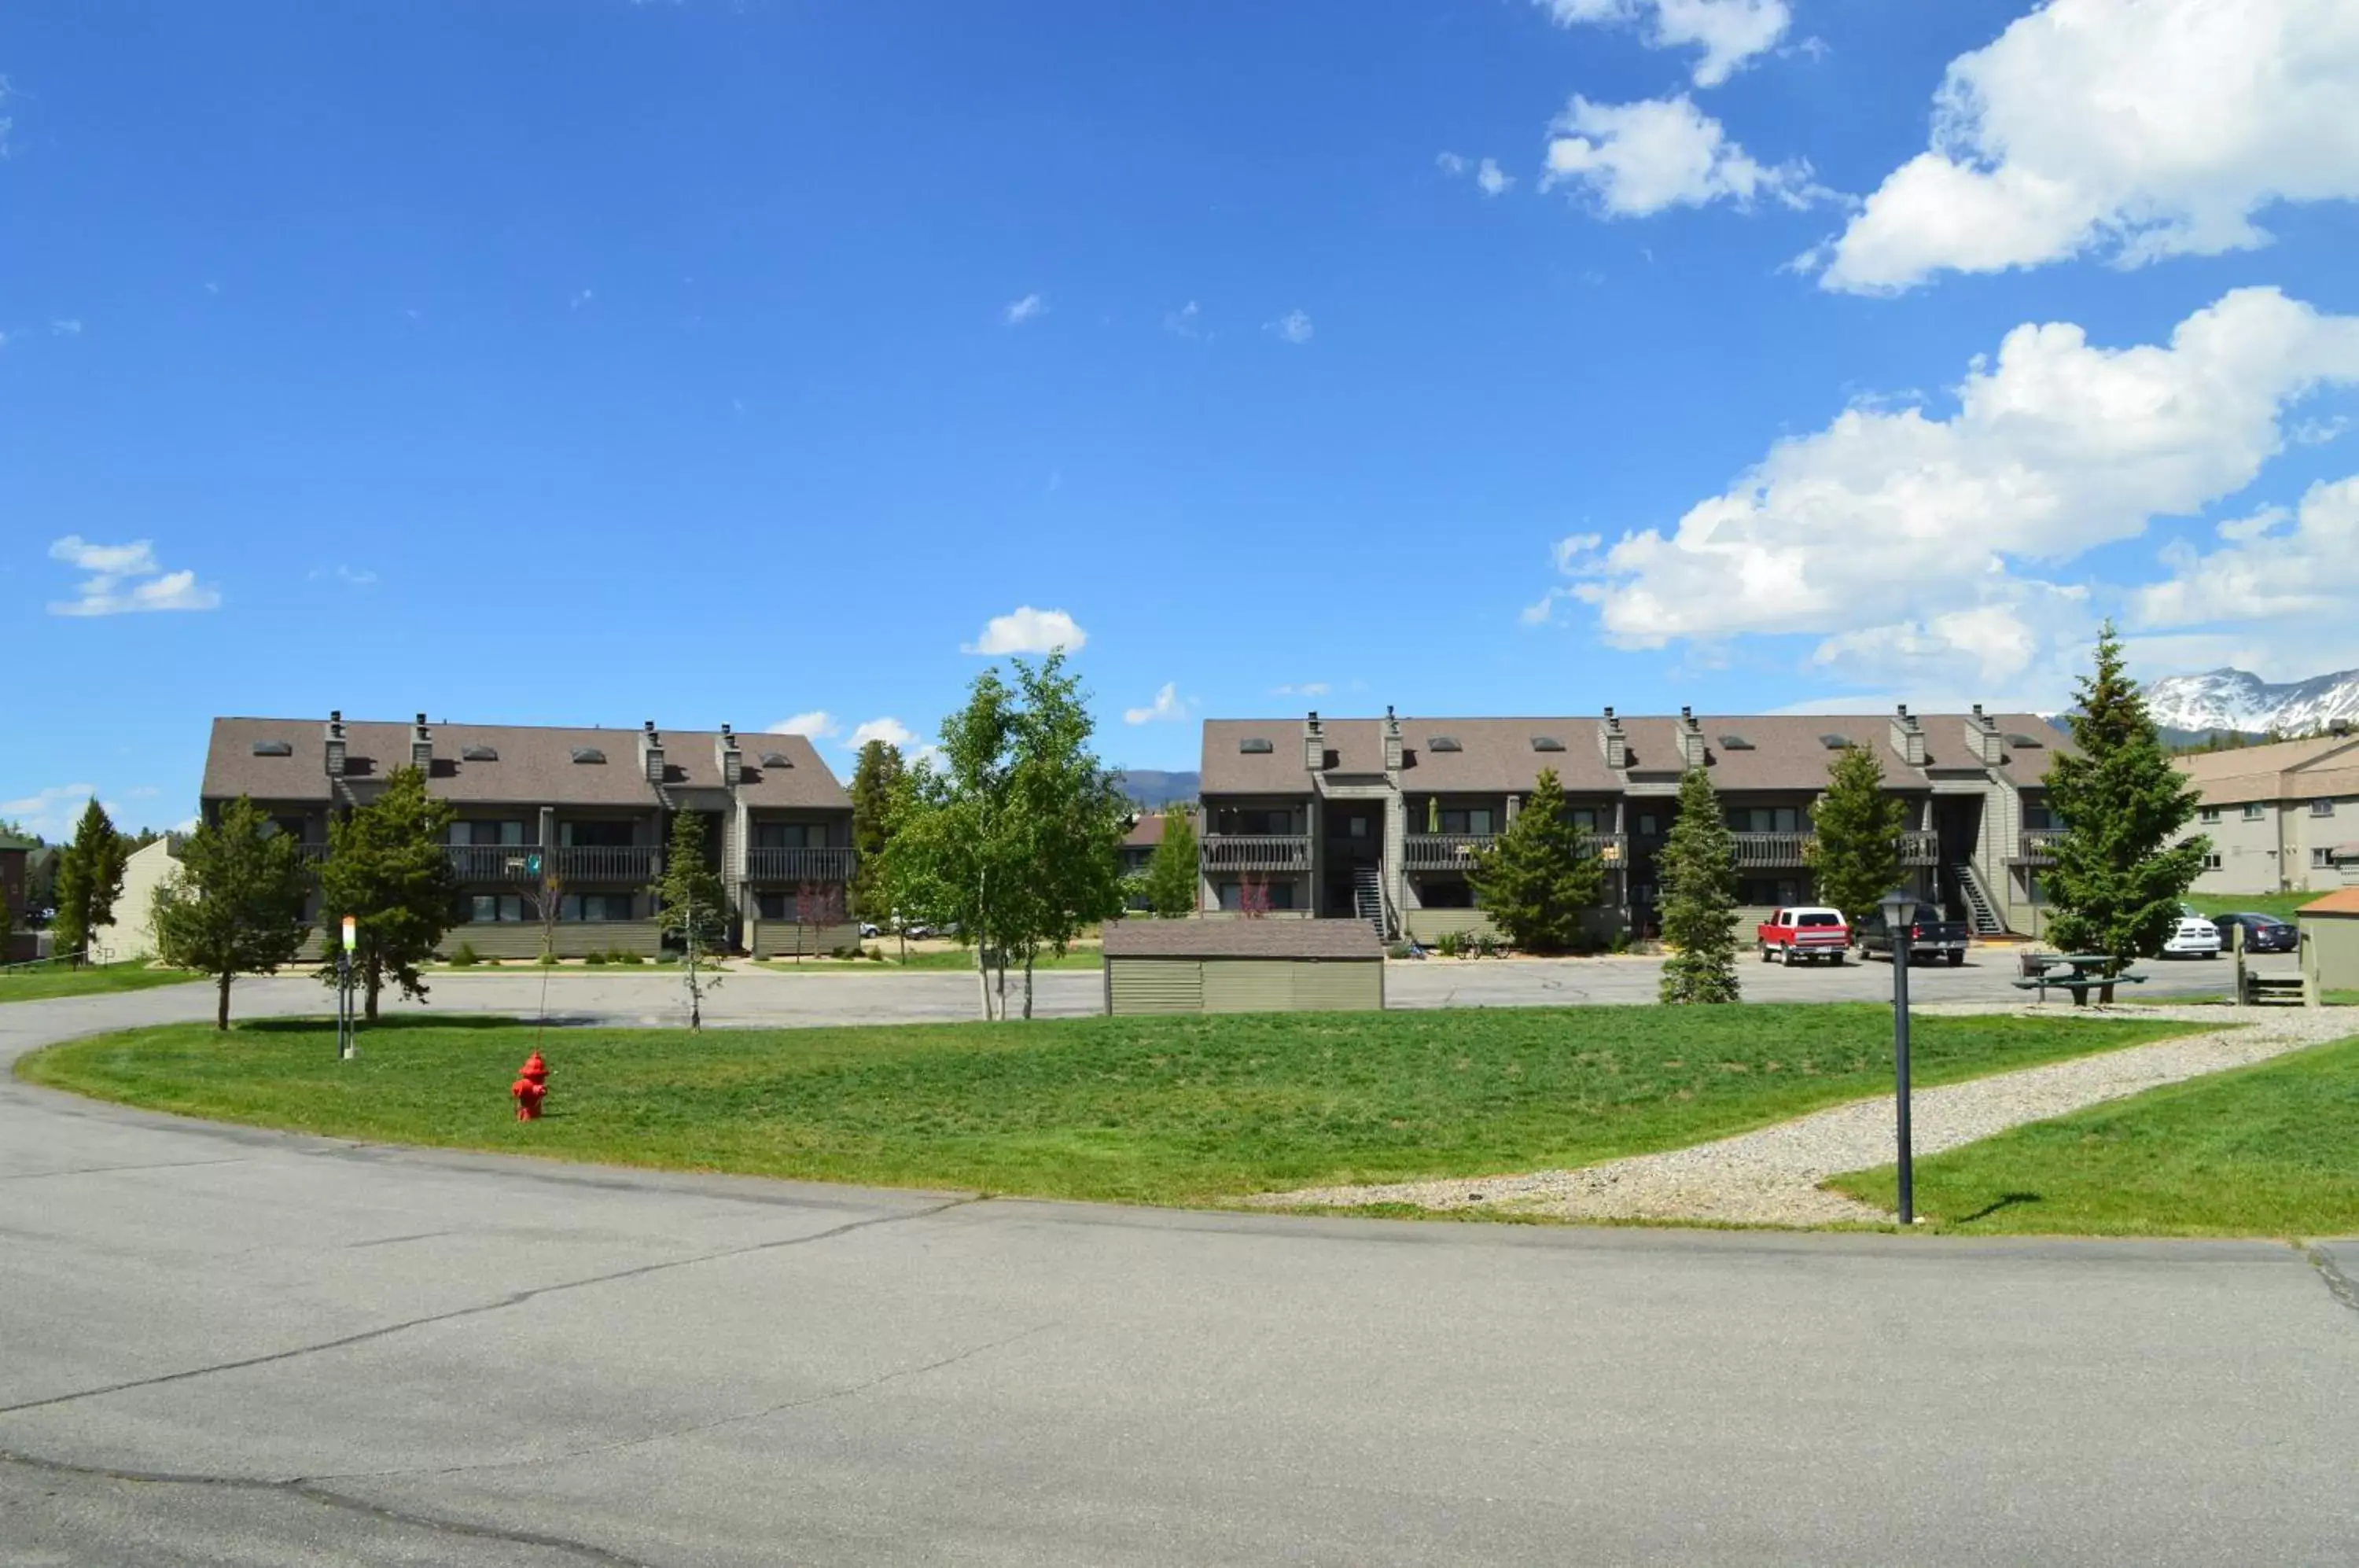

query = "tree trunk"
(974, 936), (995, 1021)
(1022, 955), (1034, 1020)
(215, 972), (231, 1032)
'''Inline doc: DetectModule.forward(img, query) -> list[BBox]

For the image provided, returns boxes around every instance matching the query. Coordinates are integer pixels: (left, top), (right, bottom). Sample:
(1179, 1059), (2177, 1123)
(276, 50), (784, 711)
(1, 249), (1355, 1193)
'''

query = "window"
(1636, 814), (1658, 837)
(1417, 879), (1475, 908)
(563, 893), (635, 922)
(1717, 734), (1755, 751)
(2004, 733), (2046, 749)
(755, 823), (813, 848)
(1437, 808), (1496, 835)
(2203, 852), (2222, 871)
(2242, 802), (2266, 821)
(2022, 802), (2057, 831)
(251, 739), (293, 757)
(2316, 848), (2338, 869)
(269, 816), (307, 841)
(570, 747), (606, 764)
(451, 820), (526, 846)
(1727, 807), (1802, 834)
(1347, 815), (1370, 839)
(1570, 808), (1600, 832)
(460, 745), (499, 762)
(1238, 738), (1275, 754)
(2313, 799), (2336, 817)
(1427, 736), (1463, 753)
(1530, 735), (1566, 752)
(760, 751), (795, 768)
(2199, 806), (2221, 824)
(1739, 878), (1802, 906)
(560, 820), (634, 848)
(466, 895), (527, 922)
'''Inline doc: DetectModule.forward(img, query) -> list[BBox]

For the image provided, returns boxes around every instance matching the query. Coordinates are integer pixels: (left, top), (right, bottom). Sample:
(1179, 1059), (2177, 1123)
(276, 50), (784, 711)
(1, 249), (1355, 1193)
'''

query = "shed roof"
(2299, 888), (2359, 917)
(1102, 919), (1384, 959)
(202, 717), (850, 810)
(1124, 813), (1168, 849)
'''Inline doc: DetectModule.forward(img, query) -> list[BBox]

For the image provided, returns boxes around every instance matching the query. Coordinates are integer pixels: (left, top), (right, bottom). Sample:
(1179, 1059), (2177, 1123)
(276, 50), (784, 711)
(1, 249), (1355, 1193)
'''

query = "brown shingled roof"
(1124, 813), (1168, 849)
(2298, 887), (2359, 916)
(202, 718), (850, 810)
(1102, 919), (1383, 959)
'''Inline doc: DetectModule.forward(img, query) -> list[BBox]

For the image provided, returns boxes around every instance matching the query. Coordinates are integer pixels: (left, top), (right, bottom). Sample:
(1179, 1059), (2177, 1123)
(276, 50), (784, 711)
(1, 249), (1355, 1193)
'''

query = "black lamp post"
(1878, 887), (1918, 1227)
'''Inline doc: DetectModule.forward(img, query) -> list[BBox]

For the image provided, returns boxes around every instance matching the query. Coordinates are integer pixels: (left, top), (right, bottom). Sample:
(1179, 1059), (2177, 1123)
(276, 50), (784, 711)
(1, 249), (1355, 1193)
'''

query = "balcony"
(745, 846), (856, 883)
(445, 844), (546, 882)
(1728, 830), (1941, 868)
(555, 845), (661, 883)
(1403, 832), (1632, 872)
(1202, 834), (1312, 873)
(290, 841), (332, 865)
(1901, 830), (1940, 866)
(2012, 828), (2066, 866)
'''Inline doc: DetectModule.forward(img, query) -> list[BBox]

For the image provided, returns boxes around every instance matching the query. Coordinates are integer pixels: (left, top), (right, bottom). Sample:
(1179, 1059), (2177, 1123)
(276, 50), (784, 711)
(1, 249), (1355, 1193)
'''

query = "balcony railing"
(290, 841), (332, 864)
(445, 845), (547, 882)
(555, 845), (661, 883)
(1732, 831), (1815, 868)
(745, 846), (856, 883)
(1901, 830), (1940, 866)
(1402, 832), (1632, 872)
(2013, 828), (2066, 866)
(1202, 834), (1312, 873)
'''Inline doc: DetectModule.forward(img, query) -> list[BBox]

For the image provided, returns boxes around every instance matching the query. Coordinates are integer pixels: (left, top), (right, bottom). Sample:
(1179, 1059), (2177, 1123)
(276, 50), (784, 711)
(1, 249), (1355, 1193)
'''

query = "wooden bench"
(2011, 972), (2147, 1006)
(2239, 973), (2308, 1007)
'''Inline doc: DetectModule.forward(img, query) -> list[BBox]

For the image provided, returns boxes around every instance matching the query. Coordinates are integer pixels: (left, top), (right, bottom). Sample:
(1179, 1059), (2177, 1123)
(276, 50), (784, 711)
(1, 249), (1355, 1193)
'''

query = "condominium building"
(2174, 731), (2359, 896)
(199, 714), (856, 957)
(1196, 706), (2072, 941)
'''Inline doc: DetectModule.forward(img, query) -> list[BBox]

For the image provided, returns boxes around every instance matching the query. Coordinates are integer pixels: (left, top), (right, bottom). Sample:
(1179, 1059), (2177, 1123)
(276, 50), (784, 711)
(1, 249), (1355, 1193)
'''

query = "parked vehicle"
(1755, 907), (1850, 965)
(859, 921), (881, 939)
(1856, 908), (1969, 966)
(2162, 916), (2223, 959)
(2210, 912), (2296, 953)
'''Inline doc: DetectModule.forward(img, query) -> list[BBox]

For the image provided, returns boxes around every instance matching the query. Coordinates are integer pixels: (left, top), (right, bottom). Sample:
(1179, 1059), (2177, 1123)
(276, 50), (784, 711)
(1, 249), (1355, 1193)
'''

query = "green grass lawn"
(0, 962), (201, 1004)
(22, 1006), (2196, 1207)
(758, 949), (1102, 974)
(1828, 1032), (2359, 1236)
(2179, 892), (2316, 923)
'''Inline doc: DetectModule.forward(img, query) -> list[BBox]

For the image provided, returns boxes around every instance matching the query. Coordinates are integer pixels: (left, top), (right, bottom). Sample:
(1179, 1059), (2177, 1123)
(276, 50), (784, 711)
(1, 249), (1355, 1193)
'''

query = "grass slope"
(0, 963), (201, 1004)
(23, 1007), (2196, 1207)
(1829, 1032), (2359, 1236)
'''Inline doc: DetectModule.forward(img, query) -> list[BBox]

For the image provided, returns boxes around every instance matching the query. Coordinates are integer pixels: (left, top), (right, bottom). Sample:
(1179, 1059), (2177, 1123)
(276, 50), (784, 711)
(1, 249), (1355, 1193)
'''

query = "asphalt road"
(5, 985), (2354, 1566)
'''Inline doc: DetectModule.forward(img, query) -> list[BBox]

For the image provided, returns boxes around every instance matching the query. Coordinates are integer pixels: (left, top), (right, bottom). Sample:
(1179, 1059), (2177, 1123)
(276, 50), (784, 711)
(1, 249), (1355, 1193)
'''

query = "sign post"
(338, 915), (358, 1061)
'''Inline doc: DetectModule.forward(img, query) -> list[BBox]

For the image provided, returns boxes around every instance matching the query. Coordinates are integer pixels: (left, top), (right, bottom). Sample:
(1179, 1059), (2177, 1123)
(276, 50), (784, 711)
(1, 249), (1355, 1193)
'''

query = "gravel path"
(1257, 1006), (2355, 1227)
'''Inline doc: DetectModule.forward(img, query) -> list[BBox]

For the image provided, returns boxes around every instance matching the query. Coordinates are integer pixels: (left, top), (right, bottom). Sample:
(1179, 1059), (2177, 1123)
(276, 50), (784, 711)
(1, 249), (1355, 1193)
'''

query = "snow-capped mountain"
(2144, 668), (2359, 736)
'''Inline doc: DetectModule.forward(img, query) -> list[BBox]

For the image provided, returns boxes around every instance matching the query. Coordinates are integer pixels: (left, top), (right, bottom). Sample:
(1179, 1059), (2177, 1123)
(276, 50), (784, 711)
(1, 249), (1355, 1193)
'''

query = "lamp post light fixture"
(1877, 888), (1919, 1227)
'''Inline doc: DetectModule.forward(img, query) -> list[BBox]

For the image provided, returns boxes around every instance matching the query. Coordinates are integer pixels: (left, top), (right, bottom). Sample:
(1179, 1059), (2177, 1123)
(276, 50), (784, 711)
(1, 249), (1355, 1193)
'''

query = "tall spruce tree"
(52, 798), (129, 963)
(1467, 768), (1603, 953)
(652, 810), (730, 1028)
(2044, 623), (2209, 962)
(152, 797), (314, 1030)
(314, 767), (459, 1020)
(1806, 745), (1907, 927)
(1141, 808), (1201, 918)
(1657, 767), (1741, 1003)
(848, 738), (906, 921)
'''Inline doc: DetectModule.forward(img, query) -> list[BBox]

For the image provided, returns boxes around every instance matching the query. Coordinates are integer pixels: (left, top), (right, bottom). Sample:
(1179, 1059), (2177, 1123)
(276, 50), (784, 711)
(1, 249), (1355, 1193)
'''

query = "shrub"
(536, 951), (561, 967)
(447, 942), (480, 968)
(865, 944), (885, 961)
(583, 951), (608, 966)
(1473, 932), (1503, 958)
(613, 949), (645, 965)
(1386, 942), (1414, 959)
(1435, 930), (1467, 959)
(1610, 928), (1632, 955)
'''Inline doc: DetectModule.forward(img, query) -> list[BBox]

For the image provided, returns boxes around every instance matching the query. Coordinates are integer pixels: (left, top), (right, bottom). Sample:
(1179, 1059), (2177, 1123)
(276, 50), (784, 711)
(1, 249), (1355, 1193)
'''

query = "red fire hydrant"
(510, 1051), (550, 1121)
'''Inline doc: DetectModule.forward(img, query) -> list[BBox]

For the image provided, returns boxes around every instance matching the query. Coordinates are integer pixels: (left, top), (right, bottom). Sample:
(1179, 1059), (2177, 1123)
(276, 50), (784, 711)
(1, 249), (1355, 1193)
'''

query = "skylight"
(251, 740), (293, 756)
(1427, 736), (1463, 753)
(2005, 733), (2045, 748)
(760, 751), (794, 768)
(461, 745), (498, 762)
(1238, 738), (1275, 754)
(1819, 734), (1853, 750)
(570, 747), (606, 764)
(1530, 736), (1565, 752)
(1718, 734), (1756, 750)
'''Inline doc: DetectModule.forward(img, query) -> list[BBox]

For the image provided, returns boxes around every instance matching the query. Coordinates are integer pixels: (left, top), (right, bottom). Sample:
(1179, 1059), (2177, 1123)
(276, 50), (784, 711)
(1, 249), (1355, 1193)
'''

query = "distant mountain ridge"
(1113, 769), (1198, 808)
(2144, 667), (2359, 737)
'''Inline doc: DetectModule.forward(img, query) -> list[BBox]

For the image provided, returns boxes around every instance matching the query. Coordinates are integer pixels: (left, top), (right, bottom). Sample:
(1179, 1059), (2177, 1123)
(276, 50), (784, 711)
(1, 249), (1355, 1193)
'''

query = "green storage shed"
(1102, 919), (1386, 1015)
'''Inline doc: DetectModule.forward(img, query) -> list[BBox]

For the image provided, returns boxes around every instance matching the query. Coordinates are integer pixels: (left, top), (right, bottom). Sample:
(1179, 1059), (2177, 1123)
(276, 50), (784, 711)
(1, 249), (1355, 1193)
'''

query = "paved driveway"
(3, 988), (2356, 1565)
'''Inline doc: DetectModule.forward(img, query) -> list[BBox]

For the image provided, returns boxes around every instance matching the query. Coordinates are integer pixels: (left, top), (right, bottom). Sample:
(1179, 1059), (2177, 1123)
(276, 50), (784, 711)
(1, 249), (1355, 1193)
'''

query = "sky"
(7, 0), (2359, 837)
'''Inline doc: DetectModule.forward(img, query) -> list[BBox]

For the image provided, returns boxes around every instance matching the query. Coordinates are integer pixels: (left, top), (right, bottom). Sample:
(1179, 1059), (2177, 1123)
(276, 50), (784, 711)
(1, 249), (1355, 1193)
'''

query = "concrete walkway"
(1261, 1006), (2356, 1225)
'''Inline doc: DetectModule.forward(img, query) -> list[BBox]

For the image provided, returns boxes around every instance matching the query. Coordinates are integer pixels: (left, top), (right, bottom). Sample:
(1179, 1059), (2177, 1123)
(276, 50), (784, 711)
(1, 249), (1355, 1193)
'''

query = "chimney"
(410, 712), (433, 771)
(716, 723), (743, 788)
(1964, 703), (2003, 766)
(1382, 705), (1403, 774)
(1677, 706), (1707, 770)
(639, 720), (665, 785)
(1598, 706), (1628, 770)
(1304, 712), (1327, 774)
(1890, 704), (1927, 768)
(322, 711), (347, 778)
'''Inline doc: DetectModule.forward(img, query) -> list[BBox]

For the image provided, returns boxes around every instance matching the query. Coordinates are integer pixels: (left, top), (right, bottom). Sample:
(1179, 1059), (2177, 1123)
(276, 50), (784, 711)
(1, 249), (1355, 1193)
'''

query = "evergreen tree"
(848, 738), (906, 921)
(652, 811), (730, 1028)
(1141, 808), (1201, 918)
(52, 798), (129, 963)
(1467, 768), (1603, 953)
(2043, 623), (2209, 963)
(152, 797), (313, 1030)
(1656, 767), (1740, 1004)
(1805, 745), (1907, 927)
(314, 767), (460, 1021)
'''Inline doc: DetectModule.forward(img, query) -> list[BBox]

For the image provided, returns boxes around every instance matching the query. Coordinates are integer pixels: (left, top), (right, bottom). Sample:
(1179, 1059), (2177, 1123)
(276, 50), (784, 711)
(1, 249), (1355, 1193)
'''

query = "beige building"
(2174, 732), (2359, 897)
(199, 714), (856, 959)
(89, 835), (182, 962)
(1196, 705), (2070, 944)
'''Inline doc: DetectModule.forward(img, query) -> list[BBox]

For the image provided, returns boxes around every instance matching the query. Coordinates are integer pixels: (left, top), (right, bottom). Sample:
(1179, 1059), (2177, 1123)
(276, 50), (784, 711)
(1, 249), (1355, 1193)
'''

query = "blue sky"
(8, 0), (2359, 835)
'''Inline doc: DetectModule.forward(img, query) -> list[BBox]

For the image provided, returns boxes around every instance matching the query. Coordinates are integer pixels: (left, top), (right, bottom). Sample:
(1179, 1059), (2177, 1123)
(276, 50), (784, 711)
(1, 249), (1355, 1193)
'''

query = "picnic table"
(2011, 951), (2146, 1006)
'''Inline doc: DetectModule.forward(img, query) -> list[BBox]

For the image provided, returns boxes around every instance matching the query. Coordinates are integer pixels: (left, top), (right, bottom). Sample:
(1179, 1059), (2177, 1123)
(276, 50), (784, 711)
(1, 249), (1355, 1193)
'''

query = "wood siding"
(1106, 957), (1205, 1014)
(749, 920), (862, 958)
(1109, 955), (1380, 1014)
(1202, 959), (1296, 1013)
(443, 921), (664, 959)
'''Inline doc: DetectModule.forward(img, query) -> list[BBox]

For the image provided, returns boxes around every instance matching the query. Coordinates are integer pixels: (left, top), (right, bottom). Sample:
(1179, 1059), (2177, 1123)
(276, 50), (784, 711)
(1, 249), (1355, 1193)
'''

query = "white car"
(2161, 916), (2222, 959)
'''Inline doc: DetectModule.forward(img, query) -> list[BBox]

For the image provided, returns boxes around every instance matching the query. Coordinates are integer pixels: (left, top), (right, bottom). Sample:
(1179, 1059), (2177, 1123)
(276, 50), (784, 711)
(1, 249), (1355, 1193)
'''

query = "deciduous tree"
(1467, 768), (1602, 954)
(314, 767), (459, 1020)
(52, 798), (128, 963)
(1141, 808), (1200, 918)
(1805, 745), (1907, 928)
(1657, 767), (1740, 1004)
(152, 797), (313, 1030)
(2044, 623), (2209, 963)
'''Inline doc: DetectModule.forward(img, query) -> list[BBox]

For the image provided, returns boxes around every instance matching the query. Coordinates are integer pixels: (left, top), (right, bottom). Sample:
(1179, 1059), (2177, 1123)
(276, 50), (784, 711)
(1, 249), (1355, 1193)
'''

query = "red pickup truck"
(1756, 906), (1851, 966)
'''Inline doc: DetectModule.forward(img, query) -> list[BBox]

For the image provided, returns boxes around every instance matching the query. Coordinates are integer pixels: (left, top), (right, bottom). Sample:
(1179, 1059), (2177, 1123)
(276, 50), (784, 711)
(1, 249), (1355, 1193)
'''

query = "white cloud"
(849, 717), (916, 750)
(1536, 0), (1791, 88)
(1271, 682), (1330, 698)
(1003, 293), (1046, 326)
(768, 710), (841, 740)
(46, 536), (223, 617)
(1264, 309), (1315, 345)
(1553, 287), (2359, 699)
(1123, 683), (1192, 725)
(1, 785), (112, 841)
(1817, 0), (2359, 294)
(50, 318), (82, 337)
(1436, 152), (1469, 177)
(1164, 300), (1205, 338)
(569, 288), (594, 310)
(1543, 96), (1820, 217)
(2134, 474), (2359, 631)
(1438, 152), (1515, 197)
(962, 605), (1087, 656)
